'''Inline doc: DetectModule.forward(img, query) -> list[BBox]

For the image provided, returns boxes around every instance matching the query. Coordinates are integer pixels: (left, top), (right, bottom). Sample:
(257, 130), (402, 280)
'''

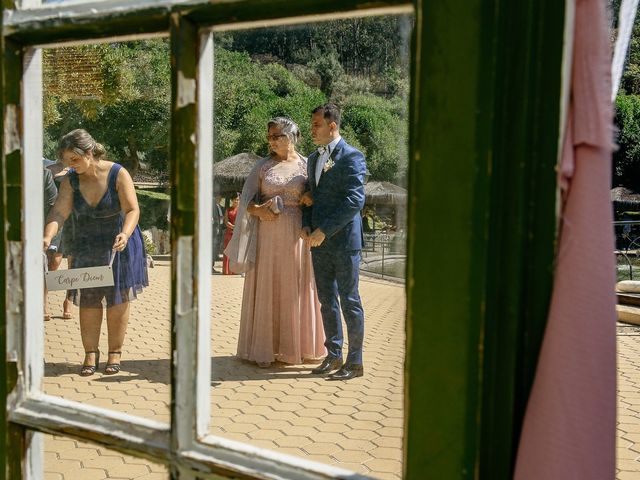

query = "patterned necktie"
(316, 146), (329, 185)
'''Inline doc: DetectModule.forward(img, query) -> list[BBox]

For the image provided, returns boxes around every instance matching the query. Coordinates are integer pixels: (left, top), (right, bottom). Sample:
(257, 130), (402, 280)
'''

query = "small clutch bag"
(269, 195), (283, 214)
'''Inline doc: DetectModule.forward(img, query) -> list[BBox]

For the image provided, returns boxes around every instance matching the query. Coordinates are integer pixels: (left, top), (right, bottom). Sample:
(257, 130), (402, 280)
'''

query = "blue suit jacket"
(303, 138), (366, 251)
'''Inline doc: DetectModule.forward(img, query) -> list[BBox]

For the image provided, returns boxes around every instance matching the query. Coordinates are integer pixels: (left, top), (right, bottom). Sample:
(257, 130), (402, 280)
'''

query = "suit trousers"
(311, 248), (365, 365)
(212, 226), (223, 264)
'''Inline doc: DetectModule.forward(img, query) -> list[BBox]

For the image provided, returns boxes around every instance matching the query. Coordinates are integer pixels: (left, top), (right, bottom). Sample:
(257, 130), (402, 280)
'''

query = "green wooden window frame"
(0, 0), (567, 479)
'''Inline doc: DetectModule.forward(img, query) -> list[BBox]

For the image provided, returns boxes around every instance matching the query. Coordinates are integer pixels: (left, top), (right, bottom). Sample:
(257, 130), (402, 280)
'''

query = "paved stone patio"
(616, 324), (640, 480)
(41, 260), (640, 479)
(43, 260), (405, 479)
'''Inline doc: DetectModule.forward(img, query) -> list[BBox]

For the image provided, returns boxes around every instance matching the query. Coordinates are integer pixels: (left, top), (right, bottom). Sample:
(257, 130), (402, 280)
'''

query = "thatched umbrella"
(612, 187), (640, 211)
(213, 152), (261, 196)
(364, 181), (407, 205)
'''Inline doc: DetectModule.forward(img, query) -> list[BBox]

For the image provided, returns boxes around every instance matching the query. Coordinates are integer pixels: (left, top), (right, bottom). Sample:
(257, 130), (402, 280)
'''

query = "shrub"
(142, 232), (157, 255)
(342, 94), (408, 182)
(614, 94), (640, 190)
(136, 189), (170, 231)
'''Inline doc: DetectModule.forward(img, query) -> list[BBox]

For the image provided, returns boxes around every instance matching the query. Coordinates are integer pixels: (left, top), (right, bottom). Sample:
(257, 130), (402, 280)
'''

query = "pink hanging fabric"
(514, 0), (616, 479)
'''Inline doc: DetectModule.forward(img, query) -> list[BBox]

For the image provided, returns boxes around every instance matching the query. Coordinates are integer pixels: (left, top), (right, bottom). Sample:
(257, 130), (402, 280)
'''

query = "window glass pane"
(44, 433), (168, 479)
(613, 5), (640, 478)
(209, 15), (411, 479)
(42, 39), (171, 423)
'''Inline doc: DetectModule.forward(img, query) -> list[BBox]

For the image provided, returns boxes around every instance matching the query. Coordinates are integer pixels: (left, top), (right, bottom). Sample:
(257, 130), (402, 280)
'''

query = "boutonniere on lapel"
(323, 158), (335, 173)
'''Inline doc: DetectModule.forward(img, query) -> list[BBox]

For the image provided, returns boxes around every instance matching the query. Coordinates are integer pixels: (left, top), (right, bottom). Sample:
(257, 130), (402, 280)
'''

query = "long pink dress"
(236, 156), (326, 365)
(514, 0), (615, 478)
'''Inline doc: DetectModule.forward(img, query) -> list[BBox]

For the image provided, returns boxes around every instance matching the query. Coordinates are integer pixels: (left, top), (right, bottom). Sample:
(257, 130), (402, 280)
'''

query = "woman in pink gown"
(225, 117), (326, 367)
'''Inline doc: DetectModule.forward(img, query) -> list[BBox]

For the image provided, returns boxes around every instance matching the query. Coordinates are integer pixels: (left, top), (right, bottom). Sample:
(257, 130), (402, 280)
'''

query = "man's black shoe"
(326, 364), (364, 381)
(311, 357), (343, 374)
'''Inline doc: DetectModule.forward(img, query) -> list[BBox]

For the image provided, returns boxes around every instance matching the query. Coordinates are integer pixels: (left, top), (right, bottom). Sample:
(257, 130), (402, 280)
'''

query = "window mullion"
(22, 47), (44, 397)
(184, 0), (412, 29)
(10, 395), (172, 461)
(4, 0), (188, 46)
(24, 430), (42, 480)
(169, 12), (200, 454)
(4, 34), (29, 480)
(15, 1), (42, 9)
(20, 45), (44, 480)
(196, 29), (213, 439)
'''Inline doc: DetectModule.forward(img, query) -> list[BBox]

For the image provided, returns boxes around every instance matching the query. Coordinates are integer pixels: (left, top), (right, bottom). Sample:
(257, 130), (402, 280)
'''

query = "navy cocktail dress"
(68, 163), (148, 308)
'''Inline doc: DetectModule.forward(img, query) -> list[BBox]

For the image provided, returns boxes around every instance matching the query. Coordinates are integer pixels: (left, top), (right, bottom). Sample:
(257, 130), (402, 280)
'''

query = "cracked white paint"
(10, 394), (171, 460)
(175, 235), (196, 451)
(5, 0), (192, 28)
(4, 105), (21, 155)
(7, 242), (22, 313)
(4, 3), (408, 479)
(177, 71), (196, 108)
(195, 31), (213, 439)
(7, 241), (23, 354)
(23, 47), (45, 397)
(6, 242), (24, 411)
(176, 236), (193, 316)
(16, 0), (41, 8)
(175, 307), (197, 450)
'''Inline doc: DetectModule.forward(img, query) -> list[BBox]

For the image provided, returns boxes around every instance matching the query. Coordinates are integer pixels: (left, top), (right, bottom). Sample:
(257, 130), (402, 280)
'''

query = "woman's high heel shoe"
(80, 351), (100, 377)
(104, 351), (122, 375)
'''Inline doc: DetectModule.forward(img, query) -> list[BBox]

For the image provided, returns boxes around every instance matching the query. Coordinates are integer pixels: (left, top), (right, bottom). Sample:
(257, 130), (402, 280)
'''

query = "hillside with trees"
(42, 15), (411, 184)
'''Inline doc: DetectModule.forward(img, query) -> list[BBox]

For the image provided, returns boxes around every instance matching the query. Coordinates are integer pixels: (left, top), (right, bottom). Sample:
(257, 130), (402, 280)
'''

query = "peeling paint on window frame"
(1, 0), (571, 478)
(3, 1), (416, 479)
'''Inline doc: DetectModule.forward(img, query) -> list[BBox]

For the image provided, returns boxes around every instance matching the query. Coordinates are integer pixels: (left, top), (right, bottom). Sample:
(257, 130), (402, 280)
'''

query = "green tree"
(610, 0), (640, 191)
(44, 40), (171, 175)
(308, 48), (344, 98)
(342, 94), (408, 182)
(612, 0), (640, 95)
(43, 35), (409, 184)
(213, 47), (325, 160)
(614, 94), (640, 190)
(225, 15), (412, 86)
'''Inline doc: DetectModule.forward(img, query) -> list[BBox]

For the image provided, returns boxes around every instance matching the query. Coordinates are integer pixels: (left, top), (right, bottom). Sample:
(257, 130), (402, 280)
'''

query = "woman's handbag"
(45, 251), (115, 291)
(269, 195), (283, 214)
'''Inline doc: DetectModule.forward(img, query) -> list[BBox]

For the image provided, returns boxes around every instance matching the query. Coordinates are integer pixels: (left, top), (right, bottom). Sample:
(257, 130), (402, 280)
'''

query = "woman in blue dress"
(43, 129), (148, 376)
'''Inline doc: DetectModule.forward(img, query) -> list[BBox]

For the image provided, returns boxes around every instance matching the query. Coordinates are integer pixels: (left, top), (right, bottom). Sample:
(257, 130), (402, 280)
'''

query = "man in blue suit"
(302, 103), (366, 380)
(211, 194), (224, 274)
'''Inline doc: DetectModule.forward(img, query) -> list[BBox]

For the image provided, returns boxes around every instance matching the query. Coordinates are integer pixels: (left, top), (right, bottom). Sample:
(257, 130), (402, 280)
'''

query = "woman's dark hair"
(57, 129), (106, 161)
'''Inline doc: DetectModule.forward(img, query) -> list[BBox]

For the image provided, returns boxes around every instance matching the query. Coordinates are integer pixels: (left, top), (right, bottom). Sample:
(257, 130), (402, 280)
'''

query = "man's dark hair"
(312, 103), (341, 127)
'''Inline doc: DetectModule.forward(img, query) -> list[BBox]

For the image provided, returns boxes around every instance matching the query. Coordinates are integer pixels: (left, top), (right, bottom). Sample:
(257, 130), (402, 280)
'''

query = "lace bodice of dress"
(260, 156), (308, 210)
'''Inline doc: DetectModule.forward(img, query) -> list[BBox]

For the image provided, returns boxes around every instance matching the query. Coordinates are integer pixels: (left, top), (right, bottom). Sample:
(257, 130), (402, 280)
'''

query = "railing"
(362, 220), (640, 282)
(360, 231), (406, 281)
(614, 220), (640, 280)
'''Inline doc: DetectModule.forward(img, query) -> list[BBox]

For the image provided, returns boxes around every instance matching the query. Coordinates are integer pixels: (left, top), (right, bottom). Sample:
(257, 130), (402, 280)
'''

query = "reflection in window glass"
(42, 40), (171, 424)
(210, 15), (411, 479)
(44, 433), (168, 478)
